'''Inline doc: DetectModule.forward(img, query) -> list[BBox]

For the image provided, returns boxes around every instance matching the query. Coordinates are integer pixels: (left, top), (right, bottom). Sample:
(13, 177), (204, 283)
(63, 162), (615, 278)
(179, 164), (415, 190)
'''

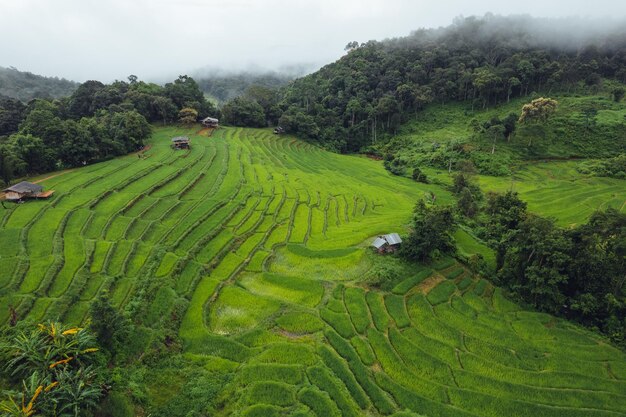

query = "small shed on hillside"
(371, 233), (403, 253)
(201, 117), (219, 128)
(172, 136), (190, 149)
(3, 181), (54, 201)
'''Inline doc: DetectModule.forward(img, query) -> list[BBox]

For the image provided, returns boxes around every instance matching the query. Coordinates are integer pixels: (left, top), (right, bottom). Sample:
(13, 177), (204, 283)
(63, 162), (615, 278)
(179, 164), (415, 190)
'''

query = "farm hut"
(273, 126), (285, 134)
(171, 136), (191, 149)
(3, 181), (54, 201)
(371, 233), (403, 253)
(201, 117), (219, 128)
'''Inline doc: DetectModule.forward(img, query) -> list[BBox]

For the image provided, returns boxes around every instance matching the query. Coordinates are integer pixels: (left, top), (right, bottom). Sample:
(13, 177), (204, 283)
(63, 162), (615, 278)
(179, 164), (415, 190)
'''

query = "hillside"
(0, 66), (78, 101)
(274, 15), (626, 155)
(1, 126), (625, 416)
(384, 90), (626, 176)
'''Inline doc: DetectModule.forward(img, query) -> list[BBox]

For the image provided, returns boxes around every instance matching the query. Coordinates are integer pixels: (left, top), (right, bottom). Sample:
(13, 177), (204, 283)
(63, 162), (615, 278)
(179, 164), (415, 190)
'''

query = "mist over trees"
(194, 71), (294, 103)
(277, 14), (626, 151)
(0, 66), (78, 101)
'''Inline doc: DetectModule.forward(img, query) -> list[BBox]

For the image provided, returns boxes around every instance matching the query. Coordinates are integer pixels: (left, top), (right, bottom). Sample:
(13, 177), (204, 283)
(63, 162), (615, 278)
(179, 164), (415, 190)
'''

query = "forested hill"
(195, 71), (294, 103)
(276, 15), (626, 152)
(0, 66), (78, 101)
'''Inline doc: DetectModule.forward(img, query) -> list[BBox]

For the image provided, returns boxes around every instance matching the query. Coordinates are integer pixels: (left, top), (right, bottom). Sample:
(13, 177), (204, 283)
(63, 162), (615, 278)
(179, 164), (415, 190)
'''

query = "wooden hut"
(3, 181), (54, 201)
(171, 136), (191, 149)
(201, 117), (219, 128)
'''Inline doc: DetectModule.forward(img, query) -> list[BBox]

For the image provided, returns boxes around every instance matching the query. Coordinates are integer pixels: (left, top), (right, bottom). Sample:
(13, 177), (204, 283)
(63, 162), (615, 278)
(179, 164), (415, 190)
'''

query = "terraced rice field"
(1, 126), (625, 416)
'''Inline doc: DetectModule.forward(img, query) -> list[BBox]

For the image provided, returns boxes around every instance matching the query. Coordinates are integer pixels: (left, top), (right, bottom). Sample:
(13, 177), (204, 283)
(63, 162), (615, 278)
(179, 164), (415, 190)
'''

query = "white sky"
(0, 0), (625, 82)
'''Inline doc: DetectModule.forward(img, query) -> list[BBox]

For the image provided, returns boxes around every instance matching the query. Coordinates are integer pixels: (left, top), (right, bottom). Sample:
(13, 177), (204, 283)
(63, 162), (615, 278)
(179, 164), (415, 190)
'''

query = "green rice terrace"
(1, 126), (626, 416)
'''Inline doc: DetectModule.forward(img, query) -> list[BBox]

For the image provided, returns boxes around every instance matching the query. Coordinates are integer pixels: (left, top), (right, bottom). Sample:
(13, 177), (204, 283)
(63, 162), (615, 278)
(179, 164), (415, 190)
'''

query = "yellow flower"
(44, 381), (59, 392)
(23, 385), (43, 415)
(61, 327), (82, 336)
(49, 357), (73, 369)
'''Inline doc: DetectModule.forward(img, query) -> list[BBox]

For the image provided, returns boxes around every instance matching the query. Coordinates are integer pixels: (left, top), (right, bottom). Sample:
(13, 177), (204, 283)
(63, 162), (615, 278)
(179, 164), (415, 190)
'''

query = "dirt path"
(33, 169), (74, 184)
(196, 128), (215, 137)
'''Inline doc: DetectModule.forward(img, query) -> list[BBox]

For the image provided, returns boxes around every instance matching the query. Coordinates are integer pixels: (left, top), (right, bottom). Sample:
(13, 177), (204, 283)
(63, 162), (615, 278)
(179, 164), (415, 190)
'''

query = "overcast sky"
(1, 0), (626, 82)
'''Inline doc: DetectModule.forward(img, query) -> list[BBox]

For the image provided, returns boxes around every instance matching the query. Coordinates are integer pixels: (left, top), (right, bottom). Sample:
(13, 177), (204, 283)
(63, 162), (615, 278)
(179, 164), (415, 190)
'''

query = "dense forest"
(258, 15), (626, 152)
(0, 75), (217, 185)
(0, 66), (78, 102)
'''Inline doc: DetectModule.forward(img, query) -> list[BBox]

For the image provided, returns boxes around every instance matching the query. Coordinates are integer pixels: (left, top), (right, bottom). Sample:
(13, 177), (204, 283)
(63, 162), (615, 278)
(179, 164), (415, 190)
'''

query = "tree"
(499, 215), (572, 311)
(151, 96), (178, 125)
(344, 41), (359, 51)
(164, 75), (205, 109)
(88, 292), (131, 358)
(518, 97), (558, 146)
(9, 133), (56, 173)
(178, 107), (198, 126)
(612, 87), (625, 103)
(411, 167), (428, 183)
(221, 97), (265, 127)
(0, 144), (25, 186)
(457, 187), (478, 217)
(482, 191), (527, 269)
(400, 201), (457, 262)
(67, 80), (105, 118)
(487, 124), (505, 154)
(0, 98), (26, 136)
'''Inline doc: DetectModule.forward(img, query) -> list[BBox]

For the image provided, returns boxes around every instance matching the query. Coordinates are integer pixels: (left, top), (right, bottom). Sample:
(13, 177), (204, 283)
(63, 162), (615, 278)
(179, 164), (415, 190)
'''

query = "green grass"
(427, 280), (458, 305)
(3, 125), (626, 416)
(275, 311), (324, 334)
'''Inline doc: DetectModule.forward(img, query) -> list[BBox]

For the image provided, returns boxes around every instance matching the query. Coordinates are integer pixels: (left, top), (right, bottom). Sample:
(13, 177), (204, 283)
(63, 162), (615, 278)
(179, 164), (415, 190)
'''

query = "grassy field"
(1, 126), (625, 416)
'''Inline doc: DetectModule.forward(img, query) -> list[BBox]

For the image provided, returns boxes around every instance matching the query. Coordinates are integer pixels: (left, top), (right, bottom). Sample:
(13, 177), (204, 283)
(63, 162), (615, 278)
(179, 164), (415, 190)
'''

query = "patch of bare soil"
(415, 275), (445, 295)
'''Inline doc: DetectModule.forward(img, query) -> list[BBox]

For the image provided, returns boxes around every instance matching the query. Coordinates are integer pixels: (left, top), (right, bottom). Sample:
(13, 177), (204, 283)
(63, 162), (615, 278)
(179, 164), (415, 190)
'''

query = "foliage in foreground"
(0, 322), (103, 417)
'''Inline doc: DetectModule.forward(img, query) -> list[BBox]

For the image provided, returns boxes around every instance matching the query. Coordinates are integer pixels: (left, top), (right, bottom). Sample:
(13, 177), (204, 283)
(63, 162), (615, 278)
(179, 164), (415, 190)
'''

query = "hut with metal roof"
(201, 117), (219, 128)
(371, 233), (403, 253)
(171, 136), (191, 149)
(3, 181), (54, 201)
